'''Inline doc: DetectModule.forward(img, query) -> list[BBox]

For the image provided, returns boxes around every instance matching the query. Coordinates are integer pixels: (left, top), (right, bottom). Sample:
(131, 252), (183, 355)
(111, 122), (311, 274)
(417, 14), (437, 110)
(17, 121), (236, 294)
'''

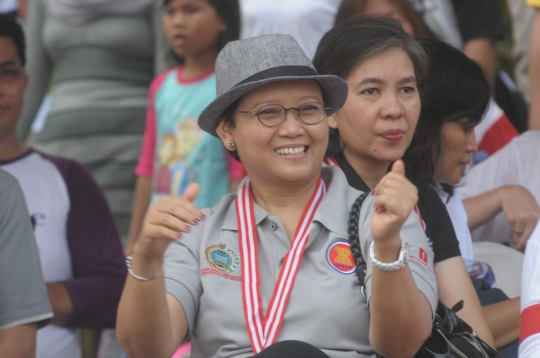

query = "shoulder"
(150, 67), (177, 94)
(33, 150), (92, 183)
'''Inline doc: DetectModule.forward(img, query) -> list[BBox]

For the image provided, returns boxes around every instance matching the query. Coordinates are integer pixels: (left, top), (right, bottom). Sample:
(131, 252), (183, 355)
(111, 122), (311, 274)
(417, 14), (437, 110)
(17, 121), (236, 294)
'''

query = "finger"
(516, 222), (536, 249)
(156, 197), (204, 224)
(145, 223), (184, 242)
(147, 212), (190, 233)
(390, 160), (405, 176)
(182, 182), (200, 203)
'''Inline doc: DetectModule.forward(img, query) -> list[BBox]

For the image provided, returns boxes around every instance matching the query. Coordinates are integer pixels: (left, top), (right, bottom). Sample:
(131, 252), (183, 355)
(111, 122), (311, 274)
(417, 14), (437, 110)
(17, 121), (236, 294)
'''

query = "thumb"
(391, 160), (406, 176)
(182, 182), (200, 203)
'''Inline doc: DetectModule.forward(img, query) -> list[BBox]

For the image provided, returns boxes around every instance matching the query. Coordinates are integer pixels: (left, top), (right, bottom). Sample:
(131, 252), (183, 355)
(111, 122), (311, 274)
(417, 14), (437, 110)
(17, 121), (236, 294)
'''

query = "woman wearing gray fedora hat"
(116, 34), (437, 358)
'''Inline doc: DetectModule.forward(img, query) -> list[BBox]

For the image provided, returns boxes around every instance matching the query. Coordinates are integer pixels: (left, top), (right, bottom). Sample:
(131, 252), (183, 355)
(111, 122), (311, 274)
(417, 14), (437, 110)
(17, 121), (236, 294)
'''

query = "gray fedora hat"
(198, 34), (349, 137)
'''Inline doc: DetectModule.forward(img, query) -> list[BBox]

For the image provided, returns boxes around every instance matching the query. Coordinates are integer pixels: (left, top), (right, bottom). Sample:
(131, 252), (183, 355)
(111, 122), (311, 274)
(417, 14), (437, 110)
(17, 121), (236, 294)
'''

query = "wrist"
(372, 237), (402, 262)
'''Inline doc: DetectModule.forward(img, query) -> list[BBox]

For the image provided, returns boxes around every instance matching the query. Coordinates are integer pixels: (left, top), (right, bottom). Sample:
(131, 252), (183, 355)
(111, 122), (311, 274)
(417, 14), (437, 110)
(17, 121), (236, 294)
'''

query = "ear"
(327, 112), (339, 130)
(216, 120), (236, 151)
(216, 16), (227, 33)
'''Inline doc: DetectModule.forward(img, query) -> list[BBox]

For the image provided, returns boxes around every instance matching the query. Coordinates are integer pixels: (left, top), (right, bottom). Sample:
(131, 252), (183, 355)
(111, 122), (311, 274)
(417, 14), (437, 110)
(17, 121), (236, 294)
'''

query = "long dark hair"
(313, 16), (428, 156)
(402, 38), (491, 184)
(163, 0), (240, 63)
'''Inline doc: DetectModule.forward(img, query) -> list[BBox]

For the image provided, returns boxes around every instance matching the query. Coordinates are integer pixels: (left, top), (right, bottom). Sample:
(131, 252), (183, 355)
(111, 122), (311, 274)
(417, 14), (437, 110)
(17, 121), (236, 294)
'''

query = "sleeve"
(163, 211), (209, 333)
(359, 195), (438, 316)
(0, 175), (53, 330)
(428, 189), (462, 263)
(16, 0), (53, 141)
(519, 223), (540, 356)
(228, 156), (247, 182)
(54, 160), (127, 328)
(451, 0), (505, 42)
(135, 72), (171, 178)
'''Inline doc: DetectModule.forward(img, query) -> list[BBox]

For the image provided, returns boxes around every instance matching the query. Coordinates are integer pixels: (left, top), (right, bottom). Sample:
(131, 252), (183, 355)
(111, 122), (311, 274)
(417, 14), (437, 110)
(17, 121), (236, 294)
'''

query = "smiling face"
(163, 0), (226, 61)
(0, 36), (27, 139)
(216, 79), (328, 187)
(434, 119), (478, 185)
(330, 48), (420, 167)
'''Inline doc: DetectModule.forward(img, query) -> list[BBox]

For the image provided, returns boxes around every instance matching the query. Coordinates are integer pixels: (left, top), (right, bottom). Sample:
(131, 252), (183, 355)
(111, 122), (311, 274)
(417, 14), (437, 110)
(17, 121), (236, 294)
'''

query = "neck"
(342, 149), (390, 190)
(0, 132), (27, 161)
(182, 48), (218, 79)
(249, 176), (320, 241)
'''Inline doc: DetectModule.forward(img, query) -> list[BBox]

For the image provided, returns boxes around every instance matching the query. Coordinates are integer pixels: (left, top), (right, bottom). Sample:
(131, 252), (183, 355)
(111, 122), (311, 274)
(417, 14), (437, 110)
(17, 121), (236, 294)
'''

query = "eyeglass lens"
(257, 103), (325, 126)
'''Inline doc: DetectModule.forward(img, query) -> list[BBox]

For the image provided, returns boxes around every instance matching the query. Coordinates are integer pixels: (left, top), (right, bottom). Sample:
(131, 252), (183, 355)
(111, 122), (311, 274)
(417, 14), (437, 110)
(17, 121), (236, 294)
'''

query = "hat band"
(234, 66), (319, 88)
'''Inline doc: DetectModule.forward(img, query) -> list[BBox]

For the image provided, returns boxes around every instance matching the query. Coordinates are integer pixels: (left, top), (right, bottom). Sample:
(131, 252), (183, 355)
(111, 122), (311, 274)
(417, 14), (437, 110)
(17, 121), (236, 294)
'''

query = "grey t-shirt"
(164, 166), (437, 358)
(0, 169), (52, 330)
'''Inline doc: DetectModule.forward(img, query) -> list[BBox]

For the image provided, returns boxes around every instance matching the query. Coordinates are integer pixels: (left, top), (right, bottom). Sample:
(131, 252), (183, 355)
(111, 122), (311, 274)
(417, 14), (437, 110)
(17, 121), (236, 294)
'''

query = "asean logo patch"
(205, 243), (239, 273)
(326, 240), (355, 275)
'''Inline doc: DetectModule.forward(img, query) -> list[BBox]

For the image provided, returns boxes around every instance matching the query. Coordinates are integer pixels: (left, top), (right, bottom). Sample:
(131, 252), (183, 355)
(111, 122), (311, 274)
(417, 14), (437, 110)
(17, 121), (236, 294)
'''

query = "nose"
(466, 129), (478, 153)
(277, 110), (305, 137)
(380, 93), (403, 119)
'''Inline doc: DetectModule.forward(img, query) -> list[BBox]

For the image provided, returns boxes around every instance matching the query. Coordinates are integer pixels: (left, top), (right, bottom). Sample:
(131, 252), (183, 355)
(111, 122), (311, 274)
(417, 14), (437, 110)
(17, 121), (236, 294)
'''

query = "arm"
(483, 297), (520, 348)
(46, 283), (73, 326)
(462, 185), (540, 249)
(435, 257), (495, 347)
(529, 9), (540, 129)
(368, 161), (433, 358)
(52, 159), (127, 328)
(125, 176), (152, 256)
(16, 0), (53, 141)
(117, 185), (203, 357)
(0, 323), (37, 358)
(463, 38), (497, 87)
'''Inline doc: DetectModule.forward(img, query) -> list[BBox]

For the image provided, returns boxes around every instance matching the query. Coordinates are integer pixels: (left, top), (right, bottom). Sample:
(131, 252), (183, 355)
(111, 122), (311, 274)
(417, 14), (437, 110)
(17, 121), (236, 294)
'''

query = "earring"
(228, 141), (235, 147)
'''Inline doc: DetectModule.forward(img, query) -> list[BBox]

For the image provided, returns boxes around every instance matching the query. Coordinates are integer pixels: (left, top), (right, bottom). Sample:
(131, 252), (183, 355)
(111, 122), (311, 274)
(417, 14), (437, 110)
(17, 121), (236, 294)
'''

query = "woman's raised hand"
(135, 183), (204, 260)
(371, 160), (418, 244)
(500, 185), (540, 249)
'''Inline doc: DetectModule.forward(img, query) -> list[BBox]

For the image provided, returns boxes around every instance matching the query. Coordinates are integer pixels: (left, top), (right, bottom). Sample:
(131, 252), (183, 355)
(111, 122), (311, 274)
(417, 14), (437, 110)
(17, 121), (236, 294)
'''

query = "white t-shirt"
(433, 184), (475, 261)
(0, 0), (17, 13)
(239, 0), (342, 59)
(458, 131), (540, 246)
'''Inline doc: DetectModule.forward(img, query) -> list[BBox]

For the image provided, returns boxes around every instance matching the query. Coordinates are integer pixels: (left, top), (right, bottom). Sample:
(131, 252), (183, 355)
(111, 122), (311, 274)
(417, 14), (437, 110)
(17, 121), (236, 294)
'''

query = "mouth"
(275, 146), (308, 156)
(381, 129), (405, 142)
(171, 34), (187, 46)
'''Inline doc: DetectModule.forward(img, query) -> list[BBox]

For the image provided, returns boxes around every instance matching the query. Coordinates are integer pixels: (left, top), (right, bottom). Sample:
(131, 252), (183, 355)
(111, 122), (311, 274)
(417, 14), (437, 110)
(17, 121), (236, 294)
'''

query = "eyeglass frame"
(236, 102), (330, 127)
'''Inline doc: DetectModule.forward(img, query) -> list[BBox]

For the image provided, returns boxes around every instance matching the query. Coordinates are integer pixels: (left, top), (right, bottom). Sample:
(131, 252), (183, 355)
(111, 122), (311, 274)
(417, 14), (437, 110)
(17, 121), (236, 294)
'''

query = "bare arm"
(125, 176), (152, 256)
(435, 257), (495, 347)
(117, 184), (203, 357)
(462, 185), (540, 248)
(46, 283), (73, 326)
(483, 297), (520, 348)
(463, 38), (497, 87)
(529, 9), (540, 129)
(369, 161), (433, 358)
(0, 323), (37, 358)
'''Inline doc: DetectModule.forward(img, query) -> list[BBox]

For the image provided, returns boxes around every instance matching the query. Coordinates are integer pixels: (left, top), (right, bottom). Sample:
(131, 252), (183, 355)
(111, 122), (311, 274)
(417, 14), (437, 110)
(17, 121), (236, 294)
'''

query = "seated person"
(117, 34), (437, 358)
(403, 37), (529, 356)
(0, 169), (53, 358)
(0, 14), (126, 358)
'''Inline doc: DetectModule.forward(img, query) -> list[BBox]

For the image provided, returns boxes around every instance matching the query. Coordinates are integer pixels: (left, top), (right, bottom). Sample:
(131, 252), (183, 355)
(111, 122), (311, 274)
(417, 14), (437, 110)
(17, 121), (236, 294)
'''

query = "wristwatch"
(369, 241), (410, 272)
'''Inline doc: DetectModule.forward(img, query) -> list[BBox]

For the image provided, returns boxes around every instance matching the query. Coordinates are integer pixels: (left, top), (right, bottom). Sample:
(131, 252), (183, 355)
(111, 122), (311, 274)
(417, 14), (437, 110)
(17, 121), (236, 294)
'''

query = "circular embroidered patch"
(326, 240), (355, 275)
(205, 243), (239, 273)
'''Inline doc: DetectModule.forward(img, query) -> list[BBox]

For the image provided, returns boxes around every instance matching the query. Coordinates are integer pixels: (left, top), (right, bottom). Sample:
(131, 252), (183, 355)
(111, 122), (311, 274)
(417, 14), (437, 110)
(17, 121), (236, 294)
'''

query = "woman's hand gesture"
(135, 183), (204, 260)
(371, 160), (418, 244)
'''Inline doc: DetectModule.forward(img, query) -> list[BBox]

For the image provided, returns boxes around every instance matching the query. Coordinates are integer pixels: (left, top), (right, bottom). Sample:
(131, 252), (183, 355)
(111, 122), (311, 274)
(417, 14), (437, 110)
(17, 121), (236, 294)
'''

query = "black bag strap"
(347, 192), (369, 287)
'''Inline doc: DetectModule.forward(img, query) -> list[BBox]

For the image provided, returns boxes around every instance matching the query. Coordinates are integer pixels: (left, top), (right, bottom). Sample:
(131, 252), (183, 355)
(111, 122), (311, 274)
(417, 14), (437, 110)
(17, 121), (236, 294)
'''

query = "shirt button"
(270, 222), (278, 231)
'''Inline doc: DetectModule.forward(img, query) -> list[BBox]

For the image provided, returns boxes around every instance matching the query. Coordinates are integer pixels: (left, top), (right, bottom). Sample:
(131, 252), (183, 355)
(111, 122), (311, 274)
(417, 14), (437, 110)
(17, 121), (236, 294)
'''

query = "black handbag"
(347, 193), (500, 358)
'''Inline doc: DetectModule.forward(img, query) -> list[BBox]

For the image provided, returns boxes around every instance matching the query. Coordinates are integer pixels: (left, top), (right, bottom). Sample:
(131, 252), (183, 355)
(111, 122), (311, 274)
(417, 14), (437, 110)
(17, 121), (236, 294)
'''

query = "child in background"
(126, 0), (242, 256)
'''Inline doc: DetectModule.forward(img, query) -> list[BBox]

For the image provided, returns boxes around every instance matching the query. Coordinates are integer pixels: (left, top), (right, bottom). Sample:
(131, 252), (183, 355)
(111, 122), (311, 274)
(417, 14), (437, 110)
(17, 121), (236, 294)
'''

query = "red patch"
(201, 268), (241, 281)
(419, 248), (428, 265)
(327, 241), (355, 274)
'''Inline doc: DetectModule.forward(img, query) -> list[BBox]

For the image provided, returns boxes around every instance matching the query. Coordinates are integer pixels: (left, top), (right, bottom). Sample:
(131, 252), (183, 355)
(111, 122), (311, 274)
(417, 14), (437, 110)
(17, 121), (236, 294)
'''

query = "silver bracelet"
(369, 241), (410, 272)
(126, 255), (164, 281)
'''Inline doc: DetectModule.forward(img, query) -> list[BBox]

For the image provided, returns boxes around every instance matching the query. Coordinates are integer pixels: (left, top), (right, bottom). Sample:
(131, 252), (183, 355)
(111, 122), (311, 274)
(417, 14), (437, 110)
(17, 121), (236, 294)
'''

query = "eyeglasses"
(236, 102), (329, 127)
(0, 68), (24, 85)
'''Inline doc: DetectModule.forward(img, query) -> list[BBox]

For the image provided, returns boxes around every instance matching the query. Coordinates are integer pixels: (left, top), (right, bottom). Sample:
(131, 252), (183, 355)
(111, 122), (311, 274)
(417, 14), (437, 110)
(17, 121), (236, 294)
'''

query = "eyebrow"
(0, 60), (17, 68)
(358, 76), (417, 86)
(249, 95), (323, 109)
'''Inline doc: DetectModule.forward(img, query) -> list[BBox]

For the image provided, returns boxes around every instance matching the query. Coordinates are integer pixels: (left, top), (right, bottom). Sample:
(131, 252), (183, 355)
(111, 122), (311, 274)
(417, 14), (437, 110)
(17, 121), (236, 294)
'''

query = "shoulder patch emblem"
(205, 243), (239, 273)
(326, 240), (355, 275)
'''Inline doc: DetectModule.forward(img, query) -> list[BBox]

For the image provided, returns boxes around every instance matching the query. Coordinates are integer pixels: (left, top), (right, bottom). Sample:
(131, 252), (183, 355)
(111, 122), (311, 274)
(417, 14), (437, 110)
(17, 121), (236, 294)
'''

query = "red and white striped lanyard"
(235, 178), (327, 354)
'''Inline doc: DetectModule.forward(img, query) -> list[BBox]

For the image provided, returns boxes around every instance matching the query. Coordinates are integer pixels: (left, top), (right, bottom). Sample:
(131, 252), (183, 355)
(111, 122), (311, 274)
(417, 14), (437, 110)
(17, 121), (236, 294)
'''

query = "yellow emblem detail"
(334, 247), (353, 266)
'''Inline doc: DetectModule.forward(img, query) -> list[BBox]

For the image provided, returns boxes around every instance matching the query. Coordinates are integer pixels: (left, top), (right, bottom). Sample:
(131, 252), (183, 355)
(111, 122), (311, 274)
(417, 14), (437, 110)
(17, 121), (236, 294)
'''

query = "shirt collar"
(220, 166), (362, 237)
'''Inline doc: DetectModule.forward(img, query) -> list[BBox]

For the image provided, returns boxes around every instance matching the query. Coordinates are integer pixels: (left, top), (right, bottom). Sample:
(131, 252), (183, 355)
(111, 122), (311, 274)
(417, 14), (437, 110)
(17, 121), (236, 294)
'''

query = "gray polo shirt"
(0, 169), (53, 330)
(164, 166), (437, 358)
